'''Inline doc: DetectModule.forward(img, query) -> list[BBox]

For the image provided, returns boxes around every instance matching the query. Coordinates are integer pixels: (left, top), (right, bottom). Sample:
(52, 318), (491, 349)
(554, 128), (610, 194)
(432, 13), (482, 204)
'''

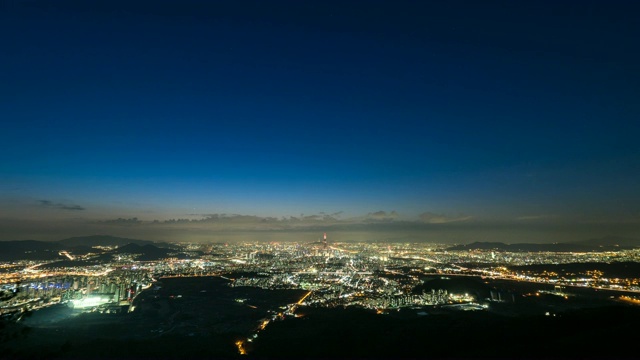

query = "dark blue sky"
(1, 0), (639, 242)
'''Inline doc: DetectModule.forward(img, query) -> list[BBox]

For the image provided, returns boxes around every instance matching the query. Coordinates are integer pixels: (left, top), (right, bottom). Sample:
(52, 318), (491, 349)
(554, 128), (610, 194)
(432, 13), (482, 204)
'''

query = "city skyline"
(1, 0), (639, 242)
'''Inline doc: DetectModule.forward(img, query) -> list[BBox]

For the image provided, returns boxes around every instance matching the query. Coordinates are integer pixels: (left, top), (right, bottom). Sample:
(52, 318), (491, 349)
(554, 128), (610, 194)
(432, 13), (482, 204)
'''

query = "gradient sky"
(1, 0), (639, 242)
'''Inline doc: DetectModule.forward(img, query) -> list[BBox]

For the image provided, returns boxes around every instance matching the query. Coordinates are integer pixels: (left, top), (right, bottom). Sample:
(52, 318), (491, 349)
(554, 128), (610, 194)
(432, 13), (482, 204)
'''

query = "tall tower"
(323, 232), (327, 250)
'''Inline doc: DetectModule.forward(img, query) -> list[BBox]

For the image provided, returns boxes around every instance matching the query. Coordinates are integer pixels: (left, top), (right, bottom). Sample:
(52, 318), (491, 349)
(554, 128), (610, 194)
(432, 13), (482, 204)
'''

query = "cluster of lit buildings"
(2, 237), (640, 319)
(0, 268), (152, 318)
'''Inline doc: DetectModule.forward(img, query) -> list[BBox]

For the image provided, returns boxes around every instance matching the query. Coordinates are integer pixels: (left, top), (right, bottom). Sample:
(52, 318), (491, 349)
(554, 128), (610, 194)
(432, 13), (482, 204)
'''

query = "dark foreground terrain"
(1, 276), (305, 359)
(249, 305), (640, 359)
(2, 275), (639, 359)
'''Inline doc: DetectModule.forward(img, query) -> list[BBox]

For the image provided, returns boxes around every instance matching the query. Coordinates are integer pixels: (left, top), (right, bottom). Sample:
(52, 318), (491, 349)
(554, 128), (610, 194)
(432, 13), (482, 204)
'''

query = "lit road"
(59, 251), (75, 260)
(235, 340), (247, 355)
(297, 291), (312, 305)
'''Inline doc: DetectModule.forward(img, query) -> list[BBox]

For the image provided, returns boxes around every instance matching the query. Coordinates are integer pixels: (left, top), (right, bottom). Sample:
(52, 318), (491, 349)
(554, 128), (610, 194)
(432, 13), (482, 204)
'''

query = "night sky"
(1, 0), (639, 242)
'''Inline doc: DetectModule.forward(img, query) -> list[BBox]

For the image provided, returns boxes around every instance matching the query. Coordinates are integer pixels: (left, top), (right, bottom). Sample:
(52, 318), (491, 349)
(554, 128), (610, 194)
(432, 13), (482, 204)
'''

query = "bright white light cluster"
(69, 295), (111, 309)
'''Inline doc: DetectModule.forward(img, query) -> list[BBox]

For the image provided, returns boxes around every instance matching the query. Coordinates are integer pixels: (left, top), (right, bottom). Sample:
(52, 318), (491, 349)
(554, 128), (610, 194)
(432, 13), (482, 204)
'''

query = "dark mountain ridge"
(58, 235), (155, 247)
(576, 236), (640, 247)
(0, 235), (166, 262)
(448, 238), (638, 252)
(0, 240), (63, 261)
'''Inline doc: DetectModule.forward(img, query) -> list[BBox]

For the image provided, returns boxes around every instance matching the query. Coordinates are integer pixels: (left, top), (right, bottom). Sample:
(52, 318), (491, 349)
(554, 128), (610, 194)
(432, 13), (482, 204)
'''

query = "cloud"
(91, 210), (473, 234)
(182, 214), (280, 224)
(183, 213), (344, 225)
(38, 200), (85, 211)
(419, 212), (472, 224)
(516, 215), (549, 221)
(125, 213), (347, 232)
(365, 211), (399, 222)
(103, 217), (143, 225)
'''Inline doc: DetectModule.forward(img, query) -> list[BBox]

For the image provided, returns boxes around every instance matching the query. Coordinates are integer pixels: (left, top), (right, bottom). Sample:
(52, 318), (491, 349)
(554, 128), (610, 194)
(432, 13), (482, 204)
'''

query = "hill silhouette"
(58, 235), (155, 247)
(0, 236), (164, 262)
(447, 241), (631, 252)
(0, 240), (63, 261)
(575, 236), (640, 247)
